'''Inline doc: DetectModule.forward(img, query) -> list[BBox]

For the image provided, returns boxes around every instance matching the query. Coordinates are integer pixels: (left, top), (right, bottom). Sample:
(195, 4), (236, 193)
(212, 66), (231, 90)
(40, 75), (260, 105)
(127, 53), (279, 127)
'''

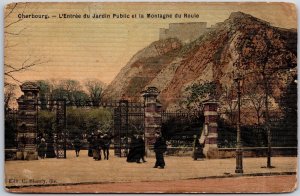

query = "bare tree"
(51, 80), (83, 105)
(4, 3), (45, 85)
(243, 78), (265, 125)
(220, 85), (237, 126)
(84, 79), (105, 106)
(234, 22), (297, 168)
(62, 80), (82, 104)
(73, 90), (89, 107)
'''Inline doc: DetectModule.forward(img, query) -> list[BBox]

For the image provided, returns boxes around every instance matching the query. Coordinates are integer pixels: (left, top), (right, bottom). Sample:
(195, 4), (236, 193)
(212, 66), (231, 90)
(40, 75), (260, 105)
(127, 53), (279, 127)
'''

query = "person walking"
(102, 133), (112, 160)
(87, 134), (94, 157)
(192, 134), (203, 160)
(92, 134), (102, 161)
(126, 135), (139, 162)
(137, 135), (146, 163)
(38, 138), (47, 159)
(73, 136), (82, 157)
(153, 132), (167, 169)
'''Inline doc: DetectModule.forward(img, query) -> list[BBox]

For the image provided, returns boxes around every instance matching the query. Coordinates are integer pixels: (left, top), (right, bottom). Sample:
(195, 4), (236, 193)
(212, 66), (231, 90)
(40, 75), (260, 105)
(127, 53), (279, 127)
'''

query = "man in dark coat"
(102, 133), (113, 160)
(153, 132), (167, 169)
(192, 134), (204, 160)
(87, 134), (94, 157)
(73, 136), (82, 157)
(136, 135), (146, 163)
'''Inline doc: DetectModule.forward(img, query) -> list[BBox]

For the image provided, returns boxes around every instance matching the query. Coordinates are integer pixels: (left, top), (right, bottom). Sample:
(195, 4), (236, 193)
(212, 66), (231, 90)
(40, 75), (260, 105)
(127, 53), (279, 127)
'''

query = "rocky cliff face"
(104, 12), (297, 109)
(104, 37), (182, 101)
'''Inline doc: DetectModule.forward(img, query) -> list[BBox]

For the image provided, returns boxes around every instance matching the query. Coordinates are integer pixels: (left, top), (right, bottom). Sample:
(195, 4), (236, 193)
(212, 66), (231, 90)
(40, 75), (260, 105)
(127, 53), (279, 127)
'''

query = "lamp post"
(234, 73), (243, 174)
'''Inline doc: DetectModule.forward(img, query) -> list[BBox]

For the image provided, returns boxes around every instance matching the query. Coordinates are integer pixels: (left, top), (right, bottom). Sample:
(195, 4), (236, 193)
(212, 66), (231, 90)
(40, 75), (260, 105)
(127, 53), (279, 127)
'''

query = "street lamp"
(234, 72), (243, 174)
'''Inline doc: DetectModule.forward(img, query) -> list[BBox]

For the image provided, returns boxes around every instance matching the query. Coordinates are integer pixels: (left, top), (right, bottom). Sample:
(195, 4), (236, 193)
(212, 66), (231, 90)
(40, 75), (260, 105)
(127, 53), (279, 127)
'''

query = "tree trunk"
(263, 72), (272, 168)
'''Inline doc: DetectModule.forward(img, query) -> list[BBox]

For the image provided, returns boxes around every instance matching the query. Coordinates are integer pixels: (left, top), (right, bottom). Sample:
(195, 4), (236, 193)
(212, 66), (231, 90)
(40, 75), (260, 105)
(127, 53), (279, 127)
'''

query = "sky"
(4, 2), (297, 86)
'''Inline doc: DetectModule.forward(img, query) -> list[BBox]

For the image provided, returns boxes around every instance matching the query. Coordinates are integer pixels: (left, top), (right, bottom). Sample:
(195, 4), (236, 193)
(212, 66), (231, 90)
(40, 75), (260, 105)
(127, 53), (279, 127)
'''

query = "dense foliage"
(37, 107), (113, 140)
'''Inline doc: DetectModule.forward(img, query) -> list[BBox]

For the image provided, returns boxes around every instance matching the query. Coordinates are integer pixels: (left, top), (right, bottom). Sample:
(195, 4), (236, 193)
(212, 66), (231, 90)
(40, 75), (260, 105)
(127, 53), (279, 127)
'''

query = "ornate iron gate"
(56, 99), (67, 158)
(113, 100), (144, 157)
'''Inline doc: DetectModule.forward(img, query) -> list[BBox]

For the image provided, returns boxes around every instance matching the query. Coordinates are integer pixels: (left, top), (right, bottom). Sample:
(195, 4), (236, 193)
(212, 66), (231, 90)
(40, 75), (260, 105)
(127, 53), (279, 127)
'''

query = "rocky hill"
(104, 12), (297, 110)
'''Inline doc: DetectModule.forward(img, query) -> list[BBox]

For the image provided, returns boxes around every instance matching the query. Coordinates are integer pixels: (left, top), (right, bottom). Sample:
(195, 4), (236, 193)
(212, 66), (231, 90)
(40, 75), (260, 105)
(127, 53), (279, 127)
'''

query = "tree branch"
(5, 18), (24, 29)
(4, 3), (17, 19)
(5, 73), (22, 84)
(5, 28), (26, 36)
(5, 59), (47, 75)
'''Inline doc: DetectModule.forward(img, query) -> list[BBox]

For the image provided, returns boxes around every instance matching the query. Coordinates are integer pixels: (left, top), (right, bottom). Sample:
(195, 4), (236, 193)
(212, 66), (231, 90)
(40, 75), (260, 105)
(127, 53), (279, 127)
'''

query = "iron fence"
(217, 111), (297, 148)
(161, 111), (203, 147)
(113, 100), (145, 157)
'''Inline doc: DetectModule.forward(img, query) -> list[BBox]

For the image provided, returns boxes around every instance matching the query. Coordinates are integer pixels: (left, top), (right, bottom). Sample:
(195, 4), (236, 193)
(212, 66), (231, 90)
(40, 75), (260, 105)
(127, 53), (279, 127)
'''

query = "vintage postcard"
(4, 2), (297, 193)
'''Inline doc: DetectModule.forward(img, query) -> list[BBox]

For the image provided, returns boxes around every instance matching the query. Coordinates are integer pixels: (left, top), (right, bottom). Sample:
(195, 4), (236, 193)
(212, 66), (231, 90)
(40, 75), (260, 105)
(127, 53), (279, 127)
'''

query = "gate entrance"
(15, 82), (200, 159)
(40, 98), (144, 158)
(113, 100), (145, 157)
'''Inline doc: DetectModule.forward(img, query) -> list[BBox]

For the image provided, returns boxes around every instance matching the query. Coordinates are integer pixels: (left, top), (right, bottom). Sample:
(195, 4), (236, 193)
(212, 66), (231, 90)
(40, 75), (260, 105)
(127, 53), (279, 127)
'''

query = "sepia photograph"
(3, 1), (298, 193)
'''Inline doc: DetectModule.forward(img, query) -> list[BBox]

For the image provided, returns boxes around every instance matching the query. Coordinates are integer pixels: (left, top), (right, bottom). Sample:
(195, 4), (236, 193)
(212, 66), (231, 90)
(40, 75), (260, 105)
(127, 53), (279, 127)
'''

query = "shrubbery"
(38, 107), (113, 139)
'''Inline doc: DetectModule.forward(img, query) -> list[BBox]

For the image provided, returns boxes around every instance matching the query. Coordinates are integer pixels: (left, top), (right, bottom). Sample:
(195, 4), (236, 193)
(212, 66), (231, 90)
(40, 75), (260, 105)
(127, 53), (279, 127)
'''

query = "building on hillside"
(159, 22), (217, 43)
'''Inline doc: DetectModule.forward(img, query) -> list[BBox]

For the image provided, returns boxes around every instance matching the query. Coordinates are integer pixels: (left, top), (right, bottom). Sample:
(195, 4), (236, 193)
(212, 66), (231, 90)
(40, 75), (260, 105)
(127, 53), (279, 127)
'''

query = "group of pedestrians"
(38, 131), (168, 169)
(126, 135), (147, 163)
(88, 132), (112, 161)
(126, 132), (167, 169)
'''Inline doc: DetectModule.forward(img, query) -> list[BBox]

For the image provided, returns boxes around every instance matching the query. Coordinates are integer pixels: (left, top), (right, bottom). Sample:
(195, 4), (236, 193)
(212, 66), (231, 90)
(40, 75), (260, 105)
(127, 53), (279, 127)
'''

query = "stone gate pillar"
(16, 82), (39, 160)
(201, 99), (219, 159)
(141, 87), (161, 156)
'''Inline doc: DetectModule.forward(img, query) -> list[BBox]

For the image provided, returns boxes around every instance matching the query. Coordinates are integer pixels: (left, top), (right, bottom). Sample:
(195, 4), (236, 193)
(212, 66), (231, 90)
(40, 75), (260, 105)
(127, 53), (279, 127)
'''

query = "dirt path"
(5, 151), (297, 188)
(8, 175), (297, 193)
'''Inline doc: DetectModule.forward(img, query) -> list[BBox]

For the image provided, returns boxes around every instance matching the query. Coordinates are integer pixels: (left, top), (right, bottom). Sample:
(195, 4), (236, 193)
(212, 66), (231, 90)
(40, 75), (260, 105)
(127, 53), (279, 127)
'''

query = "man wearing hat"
(153, 131), (167, 169)
(73, 136), (82, 157)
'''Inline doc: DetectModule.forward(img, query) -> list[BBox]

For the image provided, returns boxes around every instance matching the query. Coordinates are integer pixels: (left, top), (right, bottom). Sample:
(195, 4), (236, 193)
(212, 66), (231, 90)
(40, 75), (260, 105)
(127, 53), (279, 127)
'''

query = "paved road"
(5, 150), (298, 193)
(8, 175), (297, 193)
(5, 150), (297, 187)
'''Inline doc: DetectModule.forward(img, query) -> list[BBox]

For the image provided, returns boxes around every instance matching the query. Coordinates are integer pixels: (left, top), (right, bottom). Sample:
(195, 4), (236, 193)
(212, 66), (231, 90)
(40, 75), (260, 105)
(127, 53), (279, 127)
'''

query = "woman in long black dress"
(126, 135), (139, 162)
(92, 135), (101, 161)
